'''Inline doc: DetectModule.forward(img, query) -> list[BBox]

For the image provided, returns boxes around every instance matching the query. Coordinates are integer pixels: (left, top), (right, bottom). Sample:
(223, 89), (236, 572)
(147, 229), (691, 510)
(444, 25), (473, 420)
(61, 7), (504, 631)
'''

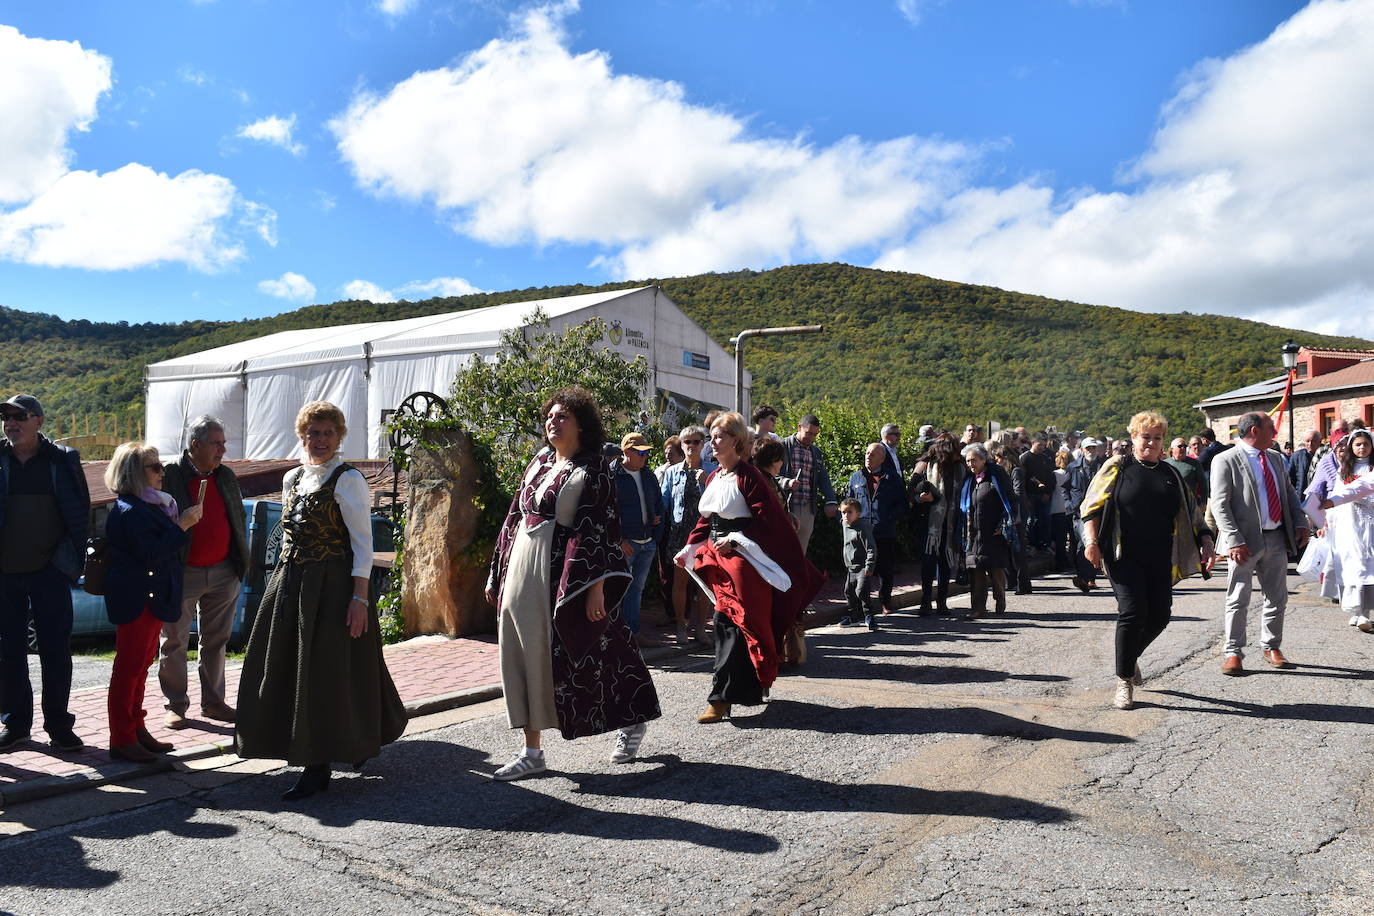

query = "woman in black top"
(1080, 411), (1214, 710)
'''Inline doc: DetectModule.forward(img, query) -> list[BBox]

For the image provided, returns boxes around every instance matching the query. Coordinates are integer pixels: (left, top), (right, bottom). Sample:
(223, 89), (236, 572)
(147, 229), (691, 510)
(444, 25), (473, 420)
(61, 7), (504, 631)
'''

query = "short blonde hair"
(105, 442), (160, 497)
(295, 401), (348, 440)
(1127, 410), (1168, 438)
(710, 411), (752, 456)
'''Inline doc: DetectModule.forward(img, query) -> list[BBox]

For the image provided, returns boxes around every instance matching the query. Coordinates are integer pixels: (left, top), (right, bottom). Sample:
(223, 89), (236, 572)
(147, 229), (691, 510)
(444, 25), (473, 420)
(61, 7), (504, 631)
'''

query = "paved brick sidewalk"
(0, 563), (932, 805)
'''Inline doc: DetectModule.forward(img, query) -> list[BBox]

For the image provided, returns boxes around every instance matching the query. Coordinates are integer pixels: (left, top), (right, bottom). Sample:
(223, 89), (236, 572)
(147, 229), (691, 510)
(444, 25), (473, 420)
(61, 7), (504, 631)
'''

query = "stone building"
(1196, 346), (1374, 444)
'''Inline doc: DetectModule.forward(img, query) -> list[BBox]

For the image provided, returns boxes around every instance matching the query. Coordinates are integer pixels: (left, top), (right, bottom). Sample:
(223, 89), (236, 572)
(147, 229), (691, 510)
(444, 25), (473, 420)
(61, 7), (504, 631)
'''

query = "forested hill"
(1, 263), (1367, 436)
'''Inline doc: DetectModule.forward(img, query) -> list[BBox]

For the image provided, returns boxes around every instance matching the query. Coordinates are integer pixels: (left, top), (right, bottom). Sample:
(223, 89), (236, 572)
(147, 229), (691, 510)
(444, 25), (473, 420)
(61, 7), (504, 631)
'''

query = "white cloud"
(875, 0), (1374, 338)
(399, 276), (483, 297)
(0, 25), (268, 273)
(258, 272), (317, 302)
(177, 65), (208, 86)
(0, 25), (112, 204)
(343, 276), (483, 302)
(377, 0), (418, 16)
(0, 164), (251, 271)
(330, 0), (976, 278)
(237, 114), (305, 156)
(343, 279), (395, 302)
(895, 1), (927, 27)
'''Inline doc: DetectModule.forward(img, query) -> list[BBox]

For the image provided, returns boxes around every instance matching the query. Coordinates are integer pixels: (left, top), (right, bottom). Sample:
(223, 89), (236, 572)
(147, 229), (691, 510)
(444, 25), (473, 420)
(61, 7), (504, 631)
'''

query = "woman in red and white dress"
(676, 412), (824, 723)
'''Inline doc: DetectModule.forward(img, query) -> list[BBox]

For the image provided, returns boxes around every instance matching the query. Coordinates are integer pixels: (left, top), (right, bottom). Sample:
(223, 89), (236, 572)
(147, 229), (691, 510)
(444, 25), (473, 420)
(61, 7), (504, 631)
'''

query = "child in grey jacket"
(840, 498), (879, 631)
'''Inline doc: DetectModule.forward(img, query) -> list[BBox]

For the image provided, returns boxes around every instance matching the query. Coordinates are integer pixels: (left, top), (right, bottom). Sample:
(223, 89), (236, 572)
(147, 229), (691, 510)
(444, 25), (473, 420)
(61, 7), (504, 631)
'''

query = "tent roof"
(146, 287), (652, 379)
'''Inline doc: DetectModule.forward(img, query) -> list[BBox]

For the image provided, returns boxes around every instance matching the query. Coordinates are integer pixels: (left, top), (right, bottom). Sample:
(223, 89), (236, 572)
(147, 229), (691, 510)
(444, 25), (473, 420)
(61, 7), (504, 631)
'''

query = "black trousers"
(0, 565), (75, 735)
(1008, 521), (1032, 591)
(921, 550), (951, 609)
(709, 612), (764, 706)
(874, 536), (897, 607)
(1105, 553), (1173, 680)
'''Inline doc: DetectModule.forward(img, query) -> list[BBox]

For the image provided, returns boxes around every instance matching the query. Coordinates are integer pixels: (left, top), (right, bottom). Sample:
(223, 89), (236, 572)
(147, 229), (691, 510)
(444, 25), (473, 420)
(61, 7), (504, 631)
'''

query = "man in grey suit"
(1210, 411), (1309, 675)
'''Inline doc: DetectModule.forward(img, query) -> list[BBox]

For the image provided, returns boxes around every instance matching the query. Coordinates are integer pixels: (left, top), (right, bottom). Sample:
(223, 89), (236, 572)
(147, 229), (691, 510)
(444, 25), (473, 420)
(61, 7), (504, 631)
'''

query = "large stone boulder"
(401, 428), (496, 636)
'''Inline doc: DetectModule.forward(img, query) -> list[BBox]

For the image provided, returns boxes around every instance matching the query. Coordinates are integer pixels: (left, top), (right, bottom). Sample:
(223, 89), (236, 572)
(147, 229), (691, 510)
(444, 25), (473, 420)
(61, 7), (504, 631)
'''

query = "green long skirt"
(235, 557), (407, 766)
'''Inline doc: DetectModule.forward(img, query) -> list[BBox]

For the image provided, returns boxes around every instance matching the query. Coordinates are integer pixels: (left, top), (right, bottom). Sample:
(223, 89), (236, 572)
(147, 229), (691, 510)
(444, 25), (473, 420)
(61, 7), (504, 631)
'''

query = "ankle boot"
(283, 763), (331, 800)
(136, 727), (174, 753)
(696, 701), (729, 724)
(110, 742), (157, 763)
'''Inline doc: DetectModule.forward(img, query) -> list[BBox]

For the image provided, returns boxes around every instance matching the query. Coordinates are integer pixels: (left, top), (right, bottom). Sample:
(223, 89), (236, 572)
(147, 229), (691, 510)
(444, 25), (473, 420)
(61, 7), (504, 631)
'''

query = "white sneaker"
(492, 750), (546, 781)
(1113, 678), (1134, 710)
(609, 723), (647, 763)
(1350, 616), (1362, 627)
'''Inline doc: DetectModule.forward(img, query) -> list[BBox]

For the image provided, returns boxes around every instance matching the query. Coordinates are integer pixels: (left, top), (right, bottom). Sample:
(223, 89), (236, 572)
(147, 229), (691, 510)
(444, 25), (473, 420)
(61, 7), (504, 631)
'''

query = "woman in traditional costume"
(1319, 429), (1374, 630)
(485, 387), (660, 780)
(236, 402), (406, 800)
(678, 412), (824, 723)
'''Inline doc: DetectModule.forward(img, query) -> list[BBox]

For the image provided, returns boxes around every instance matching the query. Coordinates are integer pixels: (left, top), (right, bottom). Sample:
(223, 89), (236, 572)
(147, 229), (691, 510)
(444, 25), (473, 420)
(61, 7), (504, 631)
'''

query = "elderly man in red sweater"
(159, 416), (249, 727)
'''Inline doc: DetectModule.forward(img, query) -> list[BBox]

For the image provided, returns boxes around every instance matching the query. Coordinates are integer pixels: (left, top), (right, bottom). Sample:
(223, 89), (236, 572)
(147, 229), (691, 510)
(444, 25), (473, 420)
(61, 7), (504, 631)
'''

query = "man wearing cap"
(1166, 437), (1207, 503)
(613, 432), (665, 643)
(0, 395), (90, 751)
(158, 415), (249, 728)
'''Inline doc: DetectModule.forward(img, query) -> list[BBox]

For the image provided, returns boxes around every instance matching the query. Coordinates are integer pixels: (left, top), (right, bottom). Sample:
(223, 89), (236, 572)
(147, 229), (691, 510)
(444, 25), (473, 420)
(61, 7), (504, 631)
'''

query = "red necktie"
(1260, 453), (1282, 524)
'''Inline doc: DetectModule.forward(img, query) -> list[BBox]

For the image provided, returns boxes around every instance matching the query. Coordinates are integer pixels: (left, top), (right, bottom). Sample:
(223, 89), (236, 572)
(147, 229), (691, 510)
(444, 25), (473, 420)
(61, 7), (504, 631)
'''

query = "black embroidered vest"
(280, 463), (355, 565)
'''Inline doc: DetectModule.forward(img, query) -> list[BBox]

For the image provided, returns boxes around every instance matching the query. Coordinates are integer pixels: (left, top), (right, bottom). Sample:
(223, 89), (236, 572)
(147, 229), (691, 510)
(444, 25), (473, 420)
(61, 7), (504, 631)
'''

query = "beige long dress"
(498, 459), (585, 731)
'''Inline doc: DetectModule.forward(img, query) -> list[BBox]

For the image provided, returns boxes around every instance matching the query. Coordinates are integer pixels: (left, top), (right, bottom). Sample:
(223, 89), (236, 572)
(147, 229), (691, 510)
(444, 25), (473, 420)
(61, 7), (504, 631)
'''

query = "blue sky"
(3, 0), (1369, 336)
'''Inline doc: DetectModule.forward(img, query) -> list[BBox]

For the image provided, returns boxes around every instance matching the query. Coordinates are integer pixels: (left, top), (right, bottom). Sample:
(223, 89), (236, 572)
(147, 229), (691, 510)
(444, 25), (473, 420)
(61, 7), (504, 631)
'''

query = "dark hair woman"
(485, 387), (660, 779)
(910, 433), (965, 616)
(1320, 428), (1374, 631)
(676, 412), (824, 722)
(103, 442), (203, 762)
(959, 443), (1017, 620)
(1080, 411), (1214, 710)
(235, 401), (407, 799)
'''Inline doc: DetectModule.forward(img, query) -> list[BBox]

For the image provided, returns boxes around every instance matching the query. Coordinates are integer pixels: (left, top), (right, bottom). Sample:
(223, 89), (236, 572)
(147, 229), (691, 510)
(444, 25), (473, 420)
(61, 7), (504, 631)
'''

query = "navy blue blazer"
(844, 467), (908, 538)
(104, 495), (188, 625)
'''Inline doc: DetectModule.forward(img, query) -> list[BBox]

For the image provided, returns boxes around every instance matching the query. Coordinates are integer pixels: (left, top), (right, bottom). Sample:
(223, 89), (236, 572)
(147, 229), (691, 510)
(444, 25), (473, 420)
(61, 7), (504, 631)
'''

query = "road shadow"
(0, 790), (234, 890)
(568, 754), (1074, 826)
(730, 700), (1130, 746)
(188, 739), (780, 854)
(1147, 689), (1374, 724)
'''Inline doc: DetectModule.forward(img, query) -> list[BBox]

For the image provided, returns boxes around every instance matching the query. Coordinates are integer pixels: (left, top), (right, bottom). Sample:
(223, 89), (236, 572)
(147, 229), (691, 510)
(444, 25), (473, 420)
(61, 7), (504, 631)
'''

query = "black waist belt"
(708, 514), (750, 541)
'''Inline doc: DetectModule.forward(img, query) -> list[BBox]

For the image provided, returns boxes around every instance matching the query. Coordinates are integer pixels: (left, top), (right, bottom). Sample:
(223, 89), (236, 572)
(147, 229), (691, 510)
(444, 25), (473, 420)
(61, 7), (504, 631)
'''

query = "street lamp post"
(1281, 340), (1300, 453)
(729, 325), (824, 415)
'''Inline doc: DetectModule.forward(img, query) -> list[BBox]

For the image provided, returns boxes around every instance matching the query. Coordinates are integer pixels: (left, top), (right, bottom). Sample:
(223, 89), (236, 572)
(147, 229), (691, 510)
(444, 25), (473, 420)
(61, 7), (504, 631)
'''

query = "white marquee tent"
(145, 286), (750, 460)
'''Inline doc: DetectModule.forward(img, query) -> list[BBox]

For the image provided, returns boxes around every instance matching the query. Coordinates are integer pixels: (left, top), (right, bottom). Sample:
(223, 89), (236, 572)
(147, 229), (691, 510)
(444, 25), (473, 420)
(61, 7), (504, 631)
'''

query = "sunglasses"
(2, 412), (34, 422)
(144, 462), (165, 472)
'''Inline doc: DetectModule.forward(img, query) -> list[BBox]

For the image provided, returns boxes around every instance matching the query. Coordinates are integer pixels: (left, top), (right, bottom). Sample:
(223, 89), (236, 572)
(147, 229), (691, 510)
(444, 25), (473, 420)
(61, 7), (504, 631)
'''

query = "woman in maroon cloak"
(485, 387), (661, 780)
(677, 412), (825, 723)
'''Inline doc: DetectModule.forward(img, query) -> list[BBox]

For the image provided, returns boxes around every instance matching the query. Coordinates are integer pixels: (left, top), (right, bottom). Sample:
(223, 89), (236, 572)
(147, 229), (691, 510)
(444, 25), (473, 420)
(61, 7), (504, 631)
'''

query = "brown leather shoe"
(696, 701), (729, 724)
(201, 703), (237, 723)
(110, 742), (157, 763)
(136, 727), (173, 753)
(1221, 655), (1244, 676)
(1262, 648), (1293, 669)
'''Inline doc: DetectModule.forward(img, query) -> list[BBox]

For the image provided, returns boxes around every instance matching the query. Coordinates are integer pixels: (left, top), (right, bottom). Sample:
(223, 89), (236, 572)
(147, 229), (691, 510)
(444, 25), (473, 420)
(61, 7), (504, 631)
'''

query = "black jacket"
(0, 435), (90, 581)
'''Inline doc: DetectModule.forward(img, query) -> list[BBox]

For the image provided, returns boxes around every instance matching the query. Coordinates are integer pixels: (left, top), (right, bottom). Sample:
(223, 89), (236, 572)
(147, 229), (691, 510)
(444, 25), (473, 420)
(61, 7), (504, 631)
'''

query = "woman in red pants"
(103, 443), (202, 761)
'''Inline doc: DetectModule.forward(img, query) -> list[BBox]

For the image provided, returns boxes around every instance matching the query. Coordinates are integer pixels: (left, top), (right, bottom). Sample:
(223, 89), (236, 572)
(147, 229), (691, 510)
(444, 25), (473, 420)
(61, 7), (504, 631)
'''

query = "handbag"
(81, 536), (110, 595)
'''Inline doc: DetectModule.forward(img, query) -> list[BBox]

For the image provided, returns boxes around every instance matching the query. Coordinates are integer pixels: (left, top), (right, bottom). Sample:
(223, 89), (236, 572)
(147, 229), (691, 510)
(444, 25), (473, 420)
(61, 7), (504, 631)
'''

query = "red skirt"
(692, 541), (787, 689)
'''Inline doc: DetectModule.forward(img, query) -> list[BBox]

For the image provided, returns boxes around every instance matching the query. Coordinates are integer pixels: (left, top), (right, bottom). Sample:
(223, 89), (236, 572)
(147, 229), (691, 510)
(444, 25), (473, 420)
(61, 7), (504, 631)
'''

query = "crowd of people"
(0, 387), (1369, 796)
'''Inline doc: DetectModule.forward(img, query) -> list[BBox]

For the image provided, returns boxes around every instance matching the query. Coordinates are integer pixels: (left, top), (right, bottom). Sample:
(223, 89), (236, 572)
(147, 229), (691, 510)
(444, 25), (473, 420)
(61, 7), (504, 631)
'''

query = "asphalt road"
(1, 569), (1371, 915)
